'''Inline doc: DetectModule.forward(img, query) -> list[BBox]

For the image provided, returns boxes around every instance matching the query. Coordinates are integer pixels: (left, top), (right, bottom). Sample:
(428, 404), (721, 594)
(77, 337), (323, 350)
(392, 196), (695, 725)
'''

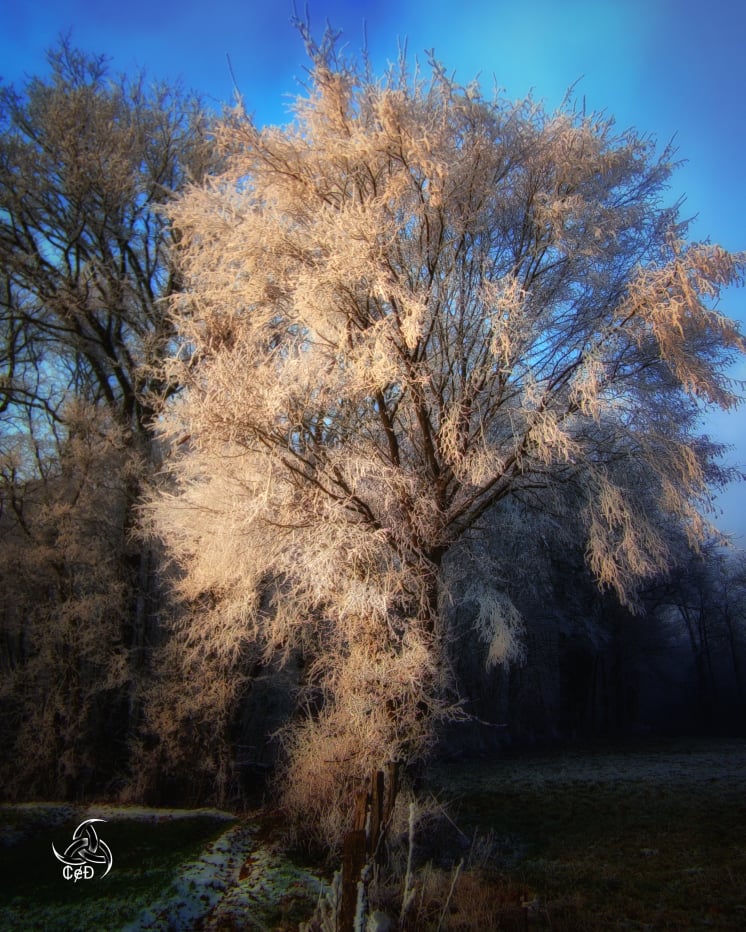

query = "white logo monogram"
(52, 818), (113, 880)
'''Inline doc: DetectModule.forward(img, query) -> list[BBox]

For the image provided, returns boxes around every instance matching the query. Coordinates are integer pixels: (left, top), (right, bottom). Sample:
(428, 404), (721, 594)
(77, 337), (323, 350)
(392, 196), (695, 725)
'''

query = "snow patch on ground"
(123, 820), (258, 930)
(201, 841), (325, 930)
(1, 801), (326, 929)
(122, 819), (324, 931)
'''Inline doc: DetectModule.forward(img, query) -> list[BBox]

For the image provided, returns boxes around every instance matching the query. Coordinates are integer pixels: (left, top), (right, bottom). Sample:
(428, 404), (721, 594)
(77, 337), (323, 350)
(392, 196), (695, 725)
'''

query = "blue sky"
(1, 0), (744, 541)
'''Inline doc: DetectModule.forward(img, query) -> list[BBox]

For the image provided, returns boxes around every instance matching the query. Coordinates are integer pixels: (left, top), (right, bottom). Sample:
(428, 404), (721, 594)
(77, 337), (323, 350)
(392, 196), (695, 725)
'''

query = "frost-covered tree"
(0, 40), (213, 436)
(0, 41), (214, 797)
(145, 35), (745, 843)
(0, 404), (136, 797)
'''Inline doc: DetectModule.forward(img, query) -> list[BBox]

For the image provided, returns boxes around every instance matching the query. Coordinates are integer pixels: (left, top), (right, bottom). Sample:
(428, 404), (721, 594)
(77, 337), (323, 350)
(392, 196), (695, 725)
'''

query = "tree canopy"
(0, 40), (214, 447)
(1, 33), (743, 850)
(144, 39), (746, 842)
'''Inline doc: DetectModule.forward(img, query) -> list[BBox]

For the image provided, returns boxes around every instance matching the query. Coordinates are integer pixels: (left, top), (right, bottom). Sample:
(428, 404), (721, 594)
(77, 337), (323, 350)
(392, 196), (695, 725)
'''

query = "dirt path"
(123, 818), (324, 930)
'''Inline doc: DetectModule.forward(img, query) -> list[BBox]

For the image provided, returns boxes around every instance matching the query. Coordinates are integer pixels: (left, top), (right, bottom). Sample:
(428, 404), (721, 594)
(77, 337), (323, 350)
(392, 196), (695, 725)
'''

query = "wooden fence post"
(339, 827), (367, 931)
(338, 763), (400, 931)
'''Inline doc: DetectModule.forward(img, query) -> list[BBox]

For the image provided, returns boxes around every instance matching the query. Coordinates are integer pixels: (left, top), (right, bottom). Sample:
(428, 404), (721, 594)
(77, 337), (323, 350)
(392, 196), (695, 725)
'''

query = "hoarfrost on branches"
(144, 35), (745, 844)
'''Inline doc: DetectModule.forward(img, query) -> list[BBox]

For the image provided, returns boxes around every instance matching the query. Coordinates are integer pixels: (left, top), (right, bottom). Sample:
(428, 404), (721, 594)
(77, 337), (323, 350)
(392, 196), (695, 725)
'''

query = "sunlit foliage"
(145, 34), (744, 843)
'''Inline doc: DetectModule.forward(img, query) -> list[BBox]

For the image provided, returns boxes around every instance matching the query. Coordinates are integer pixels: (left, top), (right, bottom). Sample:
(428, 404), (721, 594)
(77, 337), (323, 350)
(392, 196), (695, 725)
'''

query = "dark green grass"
(3, 741), (746, 930)
(0, 805), (234, 930)
(429, 740), (746, 929)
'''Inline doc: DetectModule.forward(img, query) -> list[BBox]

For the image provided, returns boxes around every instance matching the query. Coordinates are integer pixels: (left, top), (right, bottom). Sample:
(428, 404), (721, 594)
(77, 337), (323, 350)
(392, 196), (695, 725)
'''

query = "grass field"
(1, 740), (745, 929)
(422, 739), (746, 929)
(0, 802), (323, 930)
(0, 805), (241, 930)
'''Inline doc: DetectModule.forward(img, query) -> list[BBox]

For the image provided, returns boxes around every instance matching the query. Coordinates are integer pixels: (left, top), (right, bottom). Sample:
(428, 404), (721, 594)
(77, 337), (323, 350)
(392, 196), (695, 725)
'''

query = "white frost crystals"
(143, 32), (745, 845)
(462, 583), (527, 669)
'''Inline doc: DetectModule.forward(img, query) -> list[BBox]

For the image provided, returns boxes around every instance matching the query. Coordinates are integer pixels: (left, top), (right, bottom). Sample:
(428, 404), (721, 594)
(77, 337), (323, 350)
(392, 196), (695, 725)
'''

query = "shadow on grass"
(426, 739), (746, 930)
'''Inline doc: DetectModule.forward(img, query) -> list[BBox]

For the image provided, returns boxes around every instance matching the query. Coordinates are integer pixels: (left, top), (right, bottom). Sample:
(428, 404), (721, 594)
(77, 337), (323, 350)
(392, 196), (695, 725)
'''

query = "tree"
(0, 40), (215, 797)
(145, 34), (745, 845)
(0, 403), (135, 797)
(0, 40), (214, 437)
(653, 542), (746, 731)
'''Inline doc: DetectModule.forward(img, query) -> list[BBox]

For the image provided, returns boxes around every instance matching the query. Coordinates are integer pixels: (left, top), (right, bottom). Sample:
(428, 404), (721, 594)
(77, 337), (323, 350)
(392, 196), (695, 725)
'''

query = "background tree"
(0, 40), (214, 798)
(0, 404), (135, 796)
(650, 542), (746, 732)
(0, 40), (213, 434)
(145, 35), (745, 846)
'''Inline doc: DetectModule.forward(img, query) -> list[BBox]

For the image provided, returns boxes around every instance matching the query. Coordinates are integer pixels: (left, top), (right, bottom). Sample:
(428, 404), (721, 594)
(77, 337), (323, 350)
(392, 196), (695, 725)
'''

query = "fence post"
(338, 764), (399, 930)
(339, 827), (367, 931)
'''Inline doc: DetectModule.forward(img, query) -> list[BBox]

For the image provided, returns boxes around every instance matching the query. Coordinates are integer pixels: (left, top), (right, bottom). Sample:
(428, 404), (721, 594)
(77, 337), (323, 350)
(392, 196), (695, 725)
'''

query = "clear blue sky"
(2, 0), (744, 542)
